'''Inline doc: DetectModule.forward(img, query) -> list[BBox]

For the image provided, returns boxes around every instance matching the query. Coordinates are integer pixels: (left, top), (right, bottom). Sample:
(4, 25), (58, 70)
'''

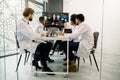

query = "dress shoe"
(50, 50), (54, 56)
(42, 67), (55, 75)
(32, 60), (42, 69)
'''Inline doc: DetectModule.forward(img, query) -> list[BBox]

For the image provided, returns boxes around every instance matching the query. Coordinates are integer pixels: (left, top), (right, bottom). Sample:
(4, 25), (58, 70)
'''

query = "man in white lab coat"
(35, 16), (54, 62)
(17, 7), (54, 73)
(58, 14), (94, 72)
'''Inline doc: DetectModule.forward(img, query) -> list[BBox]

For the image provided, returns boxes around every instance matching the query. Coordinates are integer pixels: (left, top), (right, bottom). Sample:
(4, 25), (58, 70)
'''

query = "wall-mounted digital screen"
(42, 12), (69, 28)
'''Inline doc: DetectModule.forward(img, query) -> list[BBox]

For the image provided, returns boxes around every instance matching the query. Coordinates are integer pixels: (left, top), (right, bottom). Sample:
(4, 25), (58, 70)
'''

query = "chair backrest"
(93, 32), (99, 49)
(14, 32), (20, 48)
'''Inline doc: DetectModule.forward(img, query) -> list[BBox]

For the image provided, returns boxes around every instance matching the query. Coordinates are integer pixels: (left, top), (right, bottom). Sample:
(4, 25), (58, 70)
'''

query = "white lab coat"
(68, 22), (94, 58)
(71, 25), (82, 42)
(17, 18), (41, 54)
(35, 22), (44, 34)
(35, 23), (47, 43)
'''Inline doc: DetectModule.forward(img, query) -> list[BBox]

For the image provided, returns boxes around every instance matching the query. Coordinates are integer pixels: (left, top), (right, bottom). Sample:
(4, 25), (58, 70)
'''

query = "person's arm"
(35, 26), (40, 33)
(68, 25), (89, 39)
(18, 22), (41, 39)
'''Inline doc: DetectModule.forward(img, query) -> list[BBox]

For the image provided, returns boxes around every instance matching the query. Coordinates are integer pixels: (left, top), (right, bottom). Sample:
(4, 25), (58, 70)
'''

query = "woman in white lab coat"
(17, 7), (55, 74)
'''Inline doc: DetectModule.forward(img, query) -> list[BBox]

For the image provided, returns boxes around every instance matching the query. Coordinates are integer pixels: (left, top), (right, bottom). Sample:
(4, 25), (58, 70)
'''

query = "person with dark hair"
(35, 16), (45, 33)
(76, 14), (85, 22)
(61, 14), (78, 61)
(22, 7), (34, 19)
(17, 7), (55, 74)
(70, 14), (77, 25)
(57, 14), (94, 72)
(49, 14), (77, 56)
(35, 16), (54, 62)
(49, 14), (58, 25)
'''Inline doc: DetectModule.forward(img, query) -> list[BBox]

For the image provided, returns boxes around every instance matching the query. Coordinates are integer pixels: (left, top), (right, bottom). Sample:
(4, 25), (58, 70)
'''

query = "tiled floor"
(0, 51), (120, 80)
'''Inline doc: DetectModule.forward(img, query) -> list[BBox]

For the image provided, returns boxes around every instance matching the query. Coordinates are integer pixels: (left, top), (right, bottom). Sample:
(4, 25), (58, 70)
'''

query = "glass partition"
(0, 0), (44, 80)
(0, 0), (25, 56)
(101, 0), (120, 80)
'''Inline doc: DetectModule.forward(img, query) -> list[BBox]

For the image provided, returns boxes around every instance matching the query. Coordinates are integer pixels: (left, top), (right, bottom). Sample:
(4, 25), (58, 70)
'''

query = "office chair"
(74, 32), (99, 72)
(89, 32), (99, 71)
(15, 33), (30, 72)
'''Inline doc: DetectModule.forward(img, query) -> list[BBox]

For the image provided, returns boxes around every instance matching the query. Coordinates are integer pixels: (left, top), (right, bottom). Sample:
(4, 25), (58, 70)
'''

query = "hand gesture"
(41, 33), (46, 37)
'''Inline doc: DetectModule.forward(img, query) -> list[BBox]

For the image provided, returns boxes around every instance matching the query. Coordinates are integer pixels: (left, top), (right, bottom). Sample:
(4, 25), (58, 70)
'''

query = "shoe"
(42, 67), (55, 75)
(63, 65), (78, 72)
(60, 52), (64, 55)
(32, 60), (42, 69)
(60, 50), (64, 55)
(50, 50), (54, 56)
(63, 60), (78, 72)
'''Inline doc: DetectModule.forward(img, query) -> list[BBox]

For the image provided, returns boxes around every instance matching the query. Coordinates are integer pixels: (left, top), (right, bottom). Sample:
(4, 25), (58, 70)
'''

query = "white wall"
(103, 0), (120, 54)
(63, 0), (103, 55)
(63, 0), (103, 32)
(63, 0), (120, 55)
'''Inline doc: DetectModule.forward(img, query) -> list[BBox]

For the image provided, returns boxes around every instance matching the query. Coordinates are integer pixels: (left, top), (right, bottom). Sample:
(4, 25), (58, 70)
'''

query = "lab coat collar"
(22, 17), (29, 24)
(78, 22), (84, 26)
(39, 22), (44, 27)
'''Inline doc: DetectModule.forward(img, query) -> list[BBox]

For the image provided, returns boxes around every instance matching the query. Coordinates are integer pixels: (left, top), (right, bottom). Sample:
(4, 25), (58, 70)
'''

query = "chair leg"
(26, 52), (30, 63)
(34, 54), (38, 71)
(57, 44), (60, 54)
(77, 57), (80, 71)
(83, 58), (85, 63)
(89, 55), (92, 65)
(16, 55), (22, 72)
(92, 53), (99, 72)
(24, 52), (27, 65)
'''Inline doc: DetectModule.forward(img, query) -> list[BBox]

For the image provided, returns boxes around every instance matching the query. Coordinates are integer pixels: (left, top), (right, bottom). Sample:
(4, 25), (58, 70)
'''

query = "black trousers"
(52, 40), (63, 51)
(61, 41), (79, 61)
(34, 42), (52, 69)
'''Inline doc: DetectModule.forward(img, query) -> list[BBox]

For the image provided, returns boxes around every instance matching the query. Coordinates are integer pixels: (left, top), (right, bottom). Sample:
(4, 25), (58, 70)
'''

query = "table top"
(33, 36), (70, 41)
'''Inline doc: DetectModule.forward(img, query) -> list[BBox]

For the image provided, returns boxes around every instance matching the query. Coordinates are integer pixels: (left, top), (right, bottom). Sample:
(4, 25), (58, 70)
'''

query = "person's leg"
(34, 43), (51, 69)
(59, 41), (64, 55)
(38, 43), (55, 74)
(50, 40), (62, 55)
(69, 41), (79, 61)
(62, 41), (79, 61)
(52, 40), (60, 51)
(63, 41), (79, 72)
(61, 41), (67, 60)
(33, 43), (43, 69)
(38, 43), (50, 69)
(45, 41), (54, 62)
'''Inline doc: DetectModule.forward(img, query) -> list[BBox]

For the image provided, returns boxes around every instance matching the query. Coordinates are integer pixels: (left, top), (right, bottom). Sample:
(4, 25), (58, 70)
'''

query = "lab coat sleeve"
(35, 26), (40, 33)
(68, 25), (88, 39)
(19, 22), (41, 39)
